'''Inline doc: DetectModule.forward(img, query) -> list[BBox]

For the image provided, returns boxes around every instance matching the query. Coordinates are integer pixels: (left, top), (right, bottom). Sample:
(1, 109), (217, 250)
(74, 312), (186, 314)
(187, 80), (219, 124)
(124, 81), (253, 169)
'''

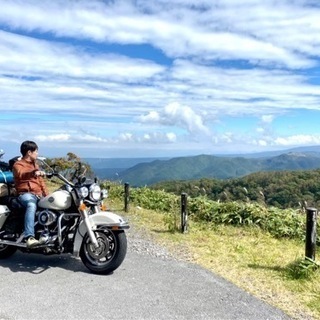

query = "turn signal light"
(79, 203), (87, 211)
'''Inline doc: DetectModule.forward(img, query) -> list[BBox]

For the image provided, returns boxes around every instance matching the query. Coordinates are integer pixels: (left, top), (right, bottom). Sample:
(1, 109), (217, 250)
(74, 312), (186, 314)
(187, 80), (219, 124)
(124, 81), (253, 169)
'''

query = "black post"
(124, 182), (130, 212)
(305, 207), (317, 261)
(181, 193), (188, 233)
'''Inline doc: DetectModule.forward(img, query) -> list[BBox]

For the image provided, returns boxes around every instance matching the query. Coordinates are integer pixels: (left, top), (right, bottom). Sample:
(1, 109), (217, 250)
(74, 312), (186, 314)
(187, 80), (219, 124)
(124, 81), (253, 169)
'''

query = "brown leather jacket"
(13, 159), (49, 197)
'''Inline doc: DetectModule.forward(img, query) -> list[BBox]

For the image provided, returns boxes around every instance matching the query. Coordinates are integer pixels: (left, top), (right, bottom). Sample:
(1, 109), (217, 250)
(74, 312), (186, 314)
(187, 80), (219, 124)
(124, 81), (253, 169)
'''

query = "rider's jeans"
(18, 193), (38, 239)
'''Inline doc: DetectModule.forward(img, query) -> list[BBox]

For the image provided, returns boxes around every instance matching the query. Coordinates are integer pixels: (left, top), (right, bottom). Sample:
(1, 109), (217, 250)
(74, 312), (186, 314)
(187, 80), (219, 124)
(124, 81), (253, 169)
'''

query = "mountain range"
(85, 145), (320, 186)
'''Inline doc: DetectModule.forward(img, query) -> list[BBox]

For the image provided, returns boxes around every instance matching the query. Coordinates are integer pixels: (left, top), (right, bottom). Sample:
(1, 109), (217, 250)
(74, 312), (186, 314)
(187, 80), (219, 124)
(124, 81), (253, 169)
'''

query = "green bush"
(286, 257), (320, 280)
(103, 181), (319, 241)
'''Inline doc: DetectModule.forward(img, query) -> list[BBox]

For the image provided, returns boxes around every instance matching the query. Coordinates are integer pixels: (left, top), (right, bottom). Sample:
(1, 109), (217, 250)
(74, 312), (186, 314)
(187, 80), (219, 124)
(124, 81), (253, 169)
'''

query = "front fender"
(73, 211), (129, 257)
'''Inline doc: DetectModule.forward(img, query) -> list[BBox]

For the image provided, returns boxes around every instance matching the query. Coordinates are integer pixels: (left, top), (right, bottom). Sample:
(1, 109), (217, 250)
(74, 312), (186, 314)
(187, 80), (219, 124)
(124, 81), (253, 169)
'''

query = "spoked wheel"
(0, 244), (17, 259)
(80, 229), (127, 274)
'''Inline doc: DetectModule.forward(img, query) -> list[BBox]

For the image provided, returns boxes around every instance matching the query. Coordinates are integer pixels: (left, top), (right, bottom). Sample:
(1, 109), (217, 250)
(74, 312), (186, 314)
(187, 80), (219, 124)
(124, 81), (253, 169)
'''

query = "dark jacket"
(13, 159), (48, 197)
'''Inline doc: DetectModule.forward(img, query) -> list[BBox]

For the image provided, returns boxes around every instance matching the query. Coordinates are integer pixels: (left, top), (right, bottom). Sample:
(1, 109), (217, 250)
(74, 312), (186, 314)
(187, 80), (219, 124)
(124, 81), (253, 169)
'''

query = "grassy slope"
(107, 200), (320, 320)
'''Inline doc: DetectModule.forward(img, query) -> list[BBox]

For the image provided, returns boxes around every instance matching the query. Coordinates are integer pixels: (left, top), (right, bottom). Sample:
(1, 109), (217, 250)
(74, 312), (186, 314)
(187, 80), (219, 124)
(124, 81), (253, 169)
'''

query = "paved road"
(0, 237), (291, 320)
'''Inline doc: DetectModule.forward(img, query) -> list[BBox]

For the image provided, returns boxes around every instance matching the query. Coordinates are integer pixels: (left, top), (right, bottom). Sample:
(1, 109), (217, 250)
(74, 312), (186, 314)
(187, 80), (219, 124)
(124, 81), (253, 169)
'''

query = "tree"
(45, 153), (93, 177)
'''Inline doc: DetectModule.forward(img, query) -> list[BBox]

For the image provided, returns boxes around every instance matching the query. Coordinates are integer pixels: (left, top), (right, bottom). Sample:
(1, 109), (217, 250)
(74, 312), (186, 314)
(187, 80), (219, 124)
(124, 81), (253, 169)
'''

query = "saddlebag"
(0, 204), (10, 229)
(0, 183), (9, 197)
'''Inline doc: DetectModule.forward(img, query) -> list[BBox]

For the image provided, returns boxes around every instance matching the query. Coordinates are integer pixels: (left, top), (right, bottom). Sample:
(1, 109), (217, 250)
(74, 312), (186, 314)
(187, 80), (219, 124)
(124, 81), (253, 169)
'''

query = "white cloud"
(139, 111), (160, 122)
(0, 30), (164, 81)
(1, 0), (320, 158)
(166, 132), (177, 142)
(118, 131), (177, 145)
(119, 133), (134, 142)
(35, 134), (71, 142)
(258, 140), (268, 146)
(139, 102), (211, 135)
(0, 0), (318, 68)
(261, 115), (274, 124)
(274, 135), (320, 146)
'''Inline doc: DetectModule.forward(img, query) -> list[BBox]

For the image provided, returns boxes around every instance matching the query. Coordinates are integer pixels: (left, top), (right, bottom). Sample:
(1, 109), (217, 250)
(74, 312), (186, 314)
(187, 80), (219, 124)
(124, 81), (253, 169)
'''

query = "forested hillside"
(117, 155), (260, 185)
(151, 169), (320, 209)
(109, 152), (320, 186)
(87, 149), (320, 209)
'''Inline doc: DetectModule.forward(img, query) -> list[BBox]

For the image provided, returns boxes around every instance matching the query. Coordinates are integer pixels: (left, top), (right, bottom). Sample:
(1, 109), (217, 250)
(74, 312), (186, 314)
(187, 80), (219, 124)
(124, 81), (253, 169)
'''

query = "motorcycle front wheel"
(0, 244), (17, 259)
(80, 229), (127, 274)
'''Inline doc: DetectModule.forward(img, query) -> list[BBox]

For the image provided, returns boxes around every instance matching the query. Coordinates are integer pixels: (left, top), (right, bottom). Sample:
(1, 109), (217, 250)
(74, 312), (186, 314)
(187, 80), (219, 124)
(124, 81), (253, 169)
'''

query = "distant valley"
(84, 145), (320, 186)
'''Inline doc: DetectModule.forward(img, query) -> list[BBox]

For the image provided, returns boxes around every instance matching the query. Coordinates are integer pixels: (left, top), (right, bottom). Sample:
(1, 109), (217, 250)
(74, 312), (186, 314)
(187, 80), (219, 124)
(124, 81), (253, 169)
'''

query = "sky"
(1, 0), (320, 160)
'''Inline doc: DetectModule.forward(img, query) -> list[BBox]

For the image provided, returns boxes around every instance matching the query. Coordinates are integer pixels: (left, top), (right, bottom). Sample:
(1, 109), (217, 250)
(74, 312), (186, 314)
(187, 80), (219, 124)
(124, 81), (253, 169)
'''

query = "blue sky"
(1, 0), (320, 160)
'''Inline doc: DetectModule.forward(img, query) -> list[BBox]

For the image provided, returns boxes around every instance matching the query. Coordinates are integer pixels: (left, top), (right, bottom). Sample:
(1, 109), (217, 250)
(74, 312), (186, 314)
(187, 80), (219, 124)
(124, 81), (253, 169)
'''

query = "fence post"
(124, 182), (130, 212)
(181, 193), (188, 233)
(305, 207), (317, 261)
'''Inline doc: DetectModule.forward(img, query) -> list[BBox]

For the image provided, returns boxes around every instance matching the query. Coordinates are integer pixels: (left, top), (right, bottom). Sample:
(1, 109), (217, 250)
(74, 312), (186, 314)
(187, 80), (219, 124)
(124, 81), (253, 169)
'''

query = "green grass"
(107, 199), (320, 320)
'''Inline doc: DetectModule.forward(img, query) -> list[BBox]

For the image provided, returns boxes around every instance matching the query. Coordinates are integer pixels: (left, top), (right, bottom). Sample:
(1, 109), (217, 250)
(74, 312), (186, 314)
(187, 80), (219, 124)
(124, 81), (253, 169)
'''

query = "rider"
(12, 141), (49, 248)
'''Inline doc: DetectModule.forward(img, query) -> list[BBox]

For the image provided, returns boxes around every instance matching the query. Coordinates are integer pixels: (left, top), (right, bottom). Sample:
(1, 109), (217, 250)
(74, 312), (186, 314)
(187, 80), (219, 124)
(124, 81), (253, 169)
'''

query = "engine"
(37, 209), (57, 226)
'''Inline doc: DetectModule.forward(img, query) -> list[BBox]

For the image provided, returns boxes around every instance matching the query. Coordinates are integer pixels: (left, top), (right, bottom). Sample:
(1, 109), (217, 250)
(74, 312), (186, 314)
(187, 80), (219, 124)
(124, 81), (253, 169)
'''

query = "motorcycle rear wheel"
(80, 229), (127, 274)
(0, 244), (17, 259)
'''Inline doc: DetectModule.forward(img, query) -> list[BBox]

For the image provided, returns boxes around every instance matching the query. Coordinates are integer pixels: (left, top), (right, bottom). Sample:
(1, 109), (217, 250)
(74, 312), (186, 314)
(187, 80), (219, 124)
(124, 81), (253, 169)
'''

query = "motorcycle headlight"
(77, 186), (89, 198)
(89, 183), (101, 201)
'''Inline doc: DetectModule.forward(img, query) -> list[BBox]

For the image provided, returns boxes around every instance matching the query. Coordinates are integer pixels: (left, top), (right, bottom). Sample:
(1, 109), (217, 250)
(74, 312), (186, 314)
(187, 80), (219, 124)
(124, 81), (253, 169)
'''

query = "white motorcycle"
(0, 158), (129, 274)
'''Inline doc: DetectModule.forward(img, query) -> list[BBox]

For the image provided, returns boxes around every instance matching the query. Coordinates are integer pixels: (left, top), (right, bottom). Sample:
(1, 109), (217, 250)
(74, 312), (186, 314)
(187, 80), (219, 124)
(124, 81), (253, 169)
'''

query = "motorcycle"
(0, 157), (129, 274)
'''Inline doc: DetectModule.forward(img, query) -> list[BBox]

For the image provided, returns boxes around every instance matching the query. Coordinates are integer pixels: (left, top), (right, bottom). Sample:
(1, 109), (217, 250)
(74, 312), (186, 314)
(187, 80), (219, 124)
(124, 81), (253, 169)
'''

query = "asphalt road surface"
(0, 236), (292, 320)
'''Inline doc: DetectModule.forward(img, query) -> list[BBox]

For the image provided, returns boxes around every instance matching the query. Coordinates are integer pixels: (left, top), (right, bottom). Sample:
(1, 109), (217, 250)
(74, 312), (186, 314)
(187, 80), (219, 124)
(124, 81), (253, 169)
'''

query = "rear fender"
(73, 211), (129, 257)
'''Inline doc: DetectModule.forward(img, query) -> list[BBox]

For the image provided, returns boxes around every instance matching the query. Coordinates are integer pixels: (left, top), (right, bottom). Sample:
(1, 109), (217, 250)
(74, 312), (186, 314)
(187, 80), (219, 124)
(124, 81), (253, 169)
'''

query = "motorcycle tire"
(80, 229), (127, 275)
(0, 244), (17, 259)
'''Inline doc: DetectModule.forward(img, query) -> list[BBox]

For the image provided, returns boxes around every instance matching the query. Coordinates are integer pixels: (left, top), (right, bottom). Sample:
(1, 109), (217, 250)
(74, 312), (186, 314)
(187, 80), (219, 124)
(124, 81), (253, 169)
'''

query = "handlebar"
(45, 171), (75, 187)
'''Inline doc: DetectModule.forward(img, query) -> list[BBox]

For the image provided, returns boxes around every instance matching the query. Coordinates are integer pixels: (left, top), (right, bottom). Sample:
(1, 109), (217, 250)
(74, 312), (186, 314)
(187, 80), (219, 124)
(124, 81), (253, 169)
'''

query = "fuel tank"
(38, 190), (72, 210)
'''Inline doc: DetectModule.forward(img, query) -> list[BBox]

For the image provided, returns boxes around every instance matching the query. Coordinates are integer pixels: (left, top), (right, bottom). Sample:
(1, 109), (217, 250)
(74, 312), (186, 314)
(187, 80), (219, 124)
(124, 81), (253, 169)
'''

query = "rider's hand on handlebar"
(34, 170), (46, 177)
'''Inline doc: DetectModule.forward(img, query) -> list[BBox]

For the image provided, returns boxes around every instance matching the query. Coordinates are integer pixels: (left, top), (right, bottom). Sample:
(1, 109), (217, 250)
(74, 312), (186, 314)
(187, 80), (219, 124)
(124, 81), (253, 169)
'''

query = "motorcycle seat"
(9, 197), (24, 210)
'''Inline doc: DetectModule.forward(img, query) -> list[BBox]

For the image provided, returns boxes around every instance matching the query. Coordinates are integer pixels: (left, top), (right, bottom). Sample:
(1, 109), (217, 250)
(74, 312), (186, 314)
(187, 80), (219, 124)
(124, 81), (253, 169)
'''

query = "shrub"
(103, 182), (319, 242)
